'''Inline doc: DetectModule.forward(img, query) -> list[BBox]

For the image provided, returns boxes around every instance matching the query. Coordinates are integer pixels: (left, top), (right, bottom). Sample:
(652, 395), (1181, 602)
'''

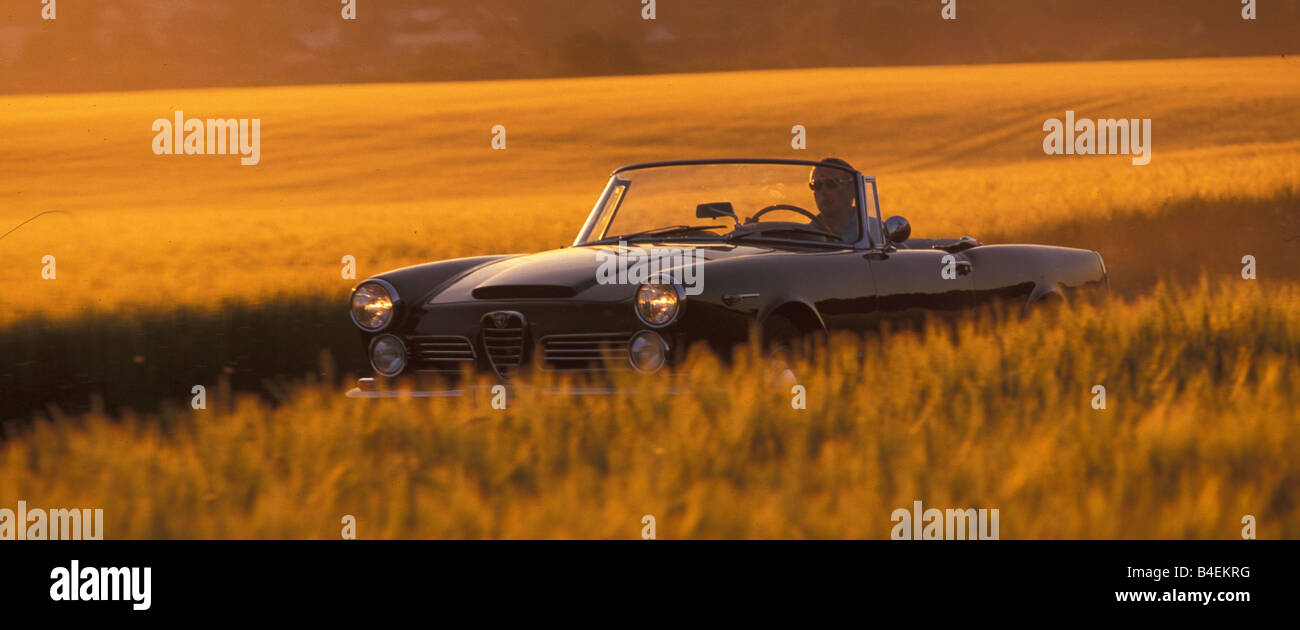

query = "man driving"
(808, 157), (861, 243)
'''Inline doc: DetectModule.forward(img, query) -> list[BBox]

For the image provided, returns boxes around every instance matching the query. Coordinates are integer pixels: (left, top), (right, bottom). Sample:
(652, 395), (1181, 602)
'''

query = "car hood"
(426, 241), (775, 304)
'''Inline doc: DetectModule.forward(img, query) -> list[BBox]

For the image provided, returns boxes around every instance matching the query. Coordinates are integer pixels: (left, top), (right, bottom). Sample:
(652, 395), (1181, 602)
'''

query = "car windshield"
(577, 162), (864, 245)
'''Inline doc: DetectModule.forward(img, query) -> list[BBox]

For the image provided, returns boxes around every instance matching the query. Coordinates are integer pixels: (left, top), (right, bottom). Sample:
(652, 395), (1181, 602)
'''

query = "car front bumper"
(344, 376), (696, 398)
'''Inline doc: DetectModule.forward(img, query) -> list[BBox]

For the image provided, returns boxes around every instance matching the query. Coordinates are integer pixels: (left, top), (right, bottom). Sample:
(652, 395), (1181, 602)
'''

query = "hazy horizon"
(2, 0), (1297, 95)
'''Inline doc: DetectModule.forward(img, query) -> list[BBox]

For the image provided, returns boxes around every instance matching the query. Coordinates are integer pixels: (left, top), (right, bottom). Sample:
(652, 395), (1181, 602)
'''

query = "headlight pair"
(352, 280), (405, 376)
(631, 280), (682, 374)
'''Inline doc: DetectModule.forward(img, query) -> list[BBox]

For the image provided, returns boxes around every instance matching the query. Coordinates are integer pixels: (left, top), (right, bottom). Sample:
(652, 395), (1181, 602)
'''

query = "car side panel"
(964, 245), (1106, 306)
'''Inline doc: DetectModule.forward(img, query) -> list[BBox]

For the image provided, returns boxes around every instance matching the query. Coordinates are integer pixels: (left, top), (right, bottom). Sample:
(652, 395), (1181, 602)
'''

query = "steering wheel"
(747, 204), (831, 231)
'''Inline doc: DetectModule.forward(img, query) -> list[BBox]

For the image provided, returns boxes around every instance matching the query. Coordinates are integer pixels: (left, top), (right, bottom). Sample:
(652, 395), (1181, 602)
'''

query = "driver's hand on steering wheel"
(743, 216), (758, 225)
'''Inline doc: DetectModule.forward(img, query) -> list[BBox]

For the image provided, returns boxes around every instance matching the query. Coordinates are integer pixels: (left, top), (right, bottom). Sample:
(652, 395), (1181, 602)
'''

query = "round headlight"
(369, 334), (407, 377)
(628, 331), (668, 373)
(351, 281), (396, 330)
(635, 282), (682, 327)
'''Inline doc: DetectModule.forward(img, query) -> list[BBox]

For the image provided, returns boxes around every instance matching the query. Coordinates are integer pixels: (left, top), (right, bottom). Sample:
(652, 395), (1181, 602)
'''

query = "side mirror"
(884, 216), (911, 243)
(696, 201), (739, 225)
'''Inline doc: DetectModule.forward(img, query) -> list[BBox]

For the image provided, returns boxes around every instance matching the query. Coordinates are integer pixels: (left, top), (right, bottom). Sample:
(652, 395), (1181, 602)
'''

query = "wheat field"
(3, 280), (1297, 539)
(2, 57), (1299, 538)
(2, 56), (1298, 322)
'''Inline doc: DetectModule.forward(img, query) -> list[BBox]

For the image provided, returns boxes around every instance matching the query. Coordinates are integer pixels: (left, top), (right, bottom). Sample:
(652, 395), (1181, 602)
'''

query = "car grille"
(539, 332), (633, 371)
(408, 335), (476, 373)
(481, 312), (527, 379)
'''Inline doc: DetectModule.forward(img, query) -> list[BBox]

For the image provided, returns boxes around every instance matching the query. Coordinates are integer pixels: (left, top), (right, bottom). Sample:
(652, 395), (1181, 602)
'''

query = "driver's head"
(809, 157), (857, 227)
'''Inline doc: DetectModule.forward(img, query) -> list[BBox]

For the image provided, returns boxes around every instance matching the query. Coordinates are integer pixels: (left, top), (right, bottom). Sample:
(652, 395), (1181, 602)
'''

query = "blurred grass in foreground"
(2, 278), (1296, 539)
(0, 290), (363, 426)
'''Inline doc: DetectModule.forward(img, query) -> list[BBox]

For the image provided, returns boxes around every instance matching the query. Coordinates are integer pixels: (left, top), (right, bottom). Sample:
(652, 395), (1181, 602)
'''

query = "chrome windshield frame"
(575, 158), (870, 248)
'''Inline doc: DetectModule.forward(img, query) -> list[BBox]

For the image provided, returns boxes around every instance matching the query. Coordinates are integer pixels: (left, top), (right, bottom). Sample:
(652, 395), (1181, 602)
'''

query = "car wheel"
(1023, 289), (1066, 318)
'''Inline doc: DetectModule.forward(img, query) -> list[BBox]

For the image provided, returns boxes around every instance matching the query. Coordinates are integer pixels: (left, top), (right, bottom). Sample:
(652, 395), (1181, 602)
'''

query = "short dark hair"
(819, 157), (854, 171)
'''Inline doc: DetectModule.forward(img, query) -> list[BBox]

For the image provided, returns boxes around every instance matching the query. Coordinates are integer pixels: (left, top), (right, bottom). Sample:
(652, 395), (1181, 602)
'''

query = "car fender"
(355, 254), (521, 333)
(759, 297), (828, 335)
(1025, 282), (1066, 306)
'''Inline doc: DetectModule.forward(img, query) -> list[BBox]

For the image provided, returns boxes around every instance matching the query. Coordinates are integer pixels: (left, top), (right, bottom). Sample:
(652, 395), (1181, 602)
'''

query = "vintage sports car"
(347, 158), (1106, 396)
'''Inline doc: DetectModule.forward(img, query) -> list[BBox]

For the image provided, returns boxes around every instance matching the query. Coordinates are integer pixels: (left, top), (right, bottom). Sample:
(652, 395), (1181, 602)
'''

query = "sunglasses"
(809, 178), (852, 192)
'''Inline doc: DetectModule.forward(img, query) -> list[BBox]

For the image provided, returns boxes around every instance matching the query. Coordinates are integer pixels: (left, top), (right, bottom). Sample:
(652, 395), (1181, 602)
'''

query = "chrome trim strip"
(537, 332), (634, 371)
(345, 382), (699, 399)
(408, 334), (477, 373)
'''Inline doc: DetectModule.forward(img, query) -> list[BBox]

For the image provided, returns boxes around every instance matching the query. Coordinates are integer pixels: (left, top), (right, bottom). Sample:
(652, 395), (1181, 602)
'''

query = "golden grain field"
(2, 57), (1299, 539)
(3, 280), (1296, 539)
(2, 56), (1298, 321)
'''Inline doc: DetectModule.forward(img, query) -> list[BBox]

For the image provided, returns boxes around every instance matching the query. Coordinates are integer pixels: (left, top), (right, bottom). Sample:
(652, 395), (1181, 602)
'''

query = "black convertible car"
(347, 158), (1106, 396)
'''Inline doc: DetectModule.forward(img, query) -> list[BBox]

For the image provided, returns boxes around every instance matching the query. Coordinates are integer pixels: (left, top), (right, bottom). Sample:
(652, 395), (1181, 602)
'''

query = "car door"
(807, 248), (880, 333)
(805, 176), (882, 333)
(809, 177), (974, 333)
(862, 177), (975, 327)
